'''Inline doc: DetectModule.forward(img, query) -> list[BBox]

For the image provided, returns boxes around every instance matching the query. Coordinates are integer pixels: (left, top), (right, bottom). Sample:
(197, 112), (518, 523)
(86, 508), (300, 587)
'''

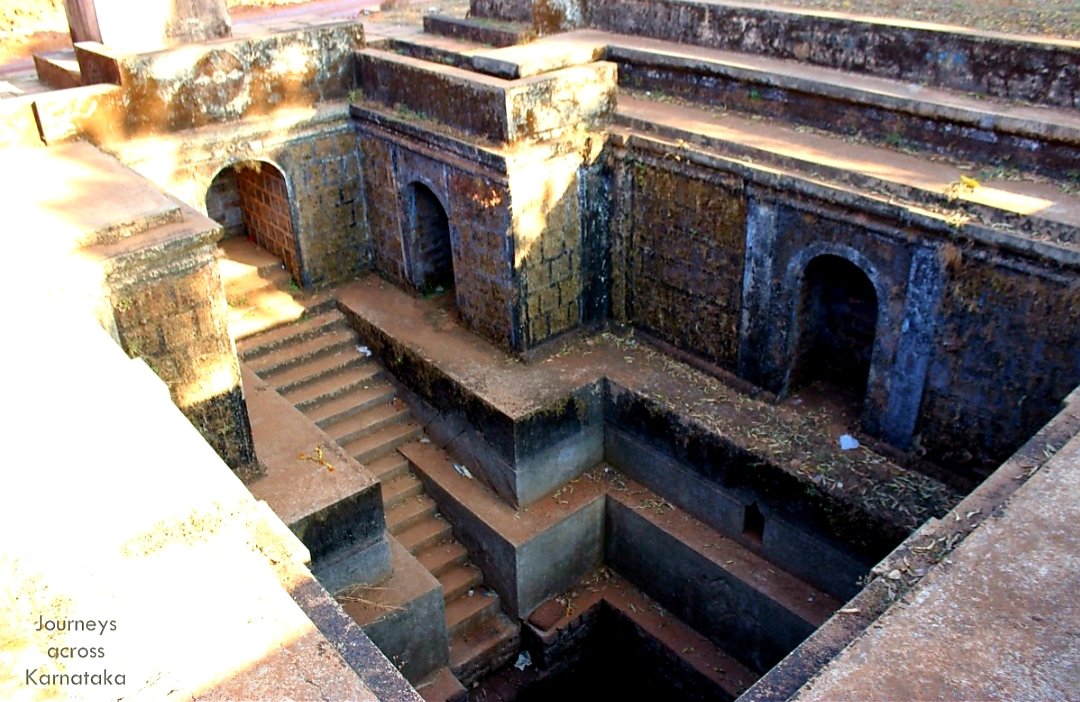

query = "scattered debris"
(839, 607), (861, 615)
(514, 651), (532, 671)
(357, 345), (372, 357)
(945, 175), (981, 201)
(839, 434), (860, 450)
(298, 445), (334, 472)
(452, 462), (474, 479)
(420, 436), (431, 443)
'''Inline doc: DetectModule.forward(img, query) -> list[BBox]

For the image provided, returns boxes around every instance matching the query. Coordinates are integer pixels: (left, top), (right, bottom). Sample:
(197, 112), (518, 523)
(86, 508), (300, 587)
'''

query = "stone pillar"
(874, 245), (944, 448)
(63, 0), (102, 43)
(737, 196), (779, 388)
(63, 0), (231, 52)
(106, 232), (256, 471)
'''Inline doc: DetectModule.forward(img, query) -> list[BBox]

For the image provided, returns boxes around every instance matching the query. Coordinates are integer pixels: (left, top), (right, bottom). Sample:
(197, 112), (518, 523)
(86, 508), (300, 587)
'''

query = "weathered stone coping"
(742, 384), (1080, 701)
(609, 129), (1080, 268)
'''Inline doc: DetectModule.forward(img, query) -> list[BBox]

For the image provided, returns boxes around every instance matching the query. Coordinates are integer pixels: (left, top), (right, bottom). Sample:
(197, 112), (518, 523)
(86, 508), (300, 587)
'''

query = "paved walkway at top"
(794, 413), (1080, 701)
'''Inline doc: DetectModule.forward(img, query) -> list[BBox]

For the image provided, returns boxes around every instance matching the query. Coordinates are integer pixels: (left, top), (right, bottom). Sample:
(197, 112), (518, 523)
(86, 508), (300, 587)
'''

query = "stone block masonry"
(355, 50), (617, 144)
(205, 167), (244, 240)
(584, 0), (1080, 109)
(918, 253), (1080, 478)
(101, 220), (255, 470)
(236, 163), (301, 282)
(611, 155), (747, 370)
(114, 23), (364, 136)
(115, 106), (369, 290)
(511, 150), (589, 347)
(354, 103), (604, 352)
(354, 109), (518, 348)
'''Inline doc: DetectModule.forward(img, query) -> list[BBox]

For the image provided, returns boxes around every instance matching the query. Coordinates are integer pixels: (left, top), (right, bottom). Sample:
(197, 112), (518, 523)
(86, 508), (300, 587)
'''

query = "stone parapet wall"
(95, 211), (255, 469)
(469, 0), (586, 34)
(63, 22), (363, 138)
(355, 49), (616, 144)
(470, 0), (1080, 108)
(585, 0), (1080, 108)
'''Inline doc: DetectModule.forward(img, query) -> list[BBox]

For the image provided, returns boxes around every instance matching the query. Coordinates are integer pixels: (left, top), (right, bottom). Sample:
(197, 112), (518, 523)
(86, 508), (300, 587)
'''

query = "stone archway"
(405, 182), (454, 295)
(207, 160), (301, 285)
(791, 255), (879, 404)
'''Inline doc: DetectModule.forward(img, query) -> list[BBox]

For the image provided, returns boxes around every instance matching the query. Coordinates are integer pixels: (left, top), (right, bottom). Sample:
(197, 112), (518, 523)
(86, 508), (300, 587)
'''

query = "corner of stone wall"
(103, 216), (255, 470)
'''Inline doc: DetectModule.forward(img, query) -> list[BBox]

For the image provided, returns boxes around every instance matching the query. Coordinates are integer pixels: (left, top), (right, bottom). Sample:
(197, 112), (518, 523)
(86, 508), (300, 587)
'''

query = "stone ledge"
(742, 385), (1080, 701)
(584, 0), (1080, 108)
(242, 364), (391, 592)
(423, 14), (534, 48)
(354, 48), (616, 143)
(610, 131), (1080, 268)
(339, 538), (450, 685)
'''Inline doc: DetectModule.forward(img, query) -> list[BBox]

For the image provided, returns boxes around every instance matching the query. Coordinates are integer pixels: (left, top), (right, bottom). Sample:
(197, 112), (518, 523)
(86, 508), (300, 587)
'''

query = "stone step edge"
(614, 105), (1080, 243)
(422, 14), (534, 48)
(238, 308), (348, 360)
(607, 42), (1080, 146)
(611, 127), (1080, 268)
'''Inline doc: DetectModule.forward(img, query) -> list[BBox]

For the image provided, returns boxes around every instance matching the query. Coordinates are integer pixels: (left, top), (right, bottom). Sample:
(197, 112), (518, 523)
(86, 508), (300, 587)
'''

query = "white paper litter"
(357, 345), (372, 358)
(452, 462), (474, 479)
(839, 434), (860, 450)
(514, 652), (532, 671)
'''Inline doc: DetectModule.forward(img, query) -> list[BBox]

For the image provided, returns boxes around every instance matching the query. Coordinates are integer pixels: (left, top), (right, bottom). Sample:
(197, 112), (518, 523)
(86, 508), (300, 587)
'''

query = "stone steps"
(244, 327), (356, 377)
(415, 666), (466, 702)
(236, 308), (346, 359)
(284, 361), (386, 408)
(445, 588), (501, 637)
(382, 472), (425, 510)
(243, 304), (518, 690)
(224, 265), (292, 301)
(422, 13), (534, 48)
(226, 287), (308, 341)
(345, 421), (424, 465)
(397, 514), (454, 554)
(604, 33), (1080, 179)
(448, 612), (520, 688)
(383, 35), (489, 72)
(306, 380), (397, 426)
(367, 452), (412, 482)
(32, 50), (82, 90)
(386, 494), (439, 534)
(615, 94), (1080, 249)
(325, 402), (412, 446)
(418, 541), (469, 577)
(438, 564), (484, 602)
(218, 238), (307, 340)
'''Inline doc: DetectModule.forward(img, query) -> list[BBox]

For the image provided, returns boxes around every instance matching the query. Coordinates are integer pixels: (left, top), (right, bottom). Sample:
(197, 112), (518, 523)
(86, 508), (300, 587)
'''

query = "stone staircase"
(219, 238), (306, 340)
(387, 17), (1080, 252)
(237, 303), (520, 689)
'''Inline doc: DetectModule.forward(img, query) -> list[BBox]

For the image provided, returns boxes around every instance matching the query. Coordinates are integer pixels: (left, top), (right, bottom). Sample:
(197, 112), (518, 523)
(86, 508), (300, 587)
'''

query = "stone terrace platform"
(336, 276), (958, 542)
(331, 274), (1080, 699)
